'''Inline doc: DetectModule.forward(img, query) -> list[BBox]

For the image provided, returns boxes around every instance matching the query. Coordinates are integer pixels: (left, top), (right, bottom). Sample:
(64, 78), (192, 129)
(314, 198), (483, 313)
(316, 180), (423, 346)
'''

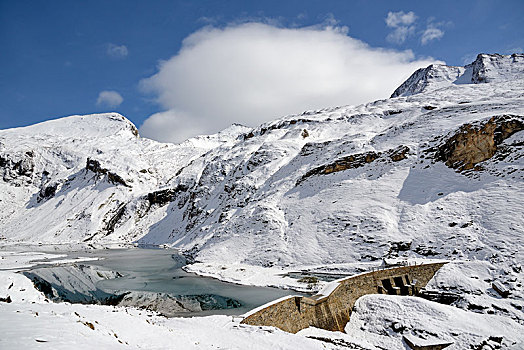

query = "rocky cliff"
(435, 115), (523, 171)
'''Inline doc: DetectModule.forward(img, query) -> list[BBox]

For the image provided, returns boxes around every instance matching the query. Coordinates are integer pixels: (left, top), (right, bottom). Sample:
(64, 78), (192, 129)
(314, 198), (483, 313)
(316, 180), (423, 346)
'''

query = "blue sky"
(1, 0), (523, 142)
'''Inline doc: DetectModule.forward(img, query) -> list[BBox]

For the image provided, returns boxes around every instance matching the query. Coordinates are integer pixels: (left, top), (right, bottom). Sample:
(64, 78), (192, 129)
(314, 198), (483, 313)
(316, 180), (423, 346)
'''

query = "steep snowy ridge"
(0, 113), (244, 243)
(390, 64), (464, 97)
(392, 53), (524, 97)
(470, 53), (524, 83)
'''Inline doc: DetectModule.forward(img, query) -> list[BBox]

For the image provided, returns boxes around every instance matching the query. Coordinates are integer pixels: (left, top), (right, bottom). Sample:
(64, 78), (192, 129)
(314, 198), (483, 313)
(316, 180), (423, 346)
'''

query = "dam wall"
(241, 262), (446, 333)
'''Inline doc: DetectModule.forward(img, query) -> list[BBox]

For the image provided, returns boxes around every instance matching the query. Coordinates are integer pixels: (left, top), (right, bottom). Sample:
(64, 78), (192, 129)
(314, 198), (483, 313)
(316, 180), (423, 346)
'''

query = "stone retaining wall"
(241, 262), (446, 333)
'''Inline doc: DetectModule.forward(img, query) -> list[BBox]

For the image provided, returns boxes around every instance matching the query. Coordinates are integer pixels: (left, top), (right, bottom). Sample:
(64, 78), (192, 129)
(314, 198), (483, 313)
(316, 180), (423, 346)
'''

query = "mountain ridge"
(1, 54), (522, 255)
(391, 53), (524, 97)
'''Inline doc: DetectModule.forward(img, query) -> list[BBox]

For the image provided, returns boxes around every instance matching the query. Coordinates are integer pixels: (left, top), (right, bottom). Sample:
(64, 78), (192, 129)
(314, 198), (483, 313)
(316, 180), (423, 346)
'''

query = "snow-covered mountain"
(1, 53), (524, 342)
(1, 54), (523, 265)
(0, 114), (248, 243)
(1, 52), (523, 280)
(391, 53), (524, 97)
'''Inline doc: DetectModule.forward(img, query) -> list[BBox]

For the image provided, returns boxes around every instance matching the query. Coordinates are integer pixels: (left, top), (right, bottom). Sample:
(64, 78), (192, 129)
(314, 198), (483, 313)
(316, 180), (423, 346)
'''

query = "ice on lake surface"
(24, 247), (303, 317)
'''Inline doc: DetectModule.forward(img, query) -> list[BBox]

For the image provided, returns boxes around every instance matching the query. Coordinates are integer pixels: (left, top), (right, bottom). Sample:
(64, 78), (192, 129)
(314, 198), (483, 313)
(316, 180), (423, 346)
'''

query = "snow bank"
(344, 294), (524, 349)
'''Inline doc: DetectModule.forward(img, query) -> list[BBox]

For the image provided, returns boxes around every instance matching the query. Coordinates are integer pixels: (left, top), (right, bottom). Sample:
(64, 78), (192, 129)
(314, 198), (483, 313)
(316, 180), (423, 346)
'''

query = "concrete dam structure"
(241, 262), (446, 333)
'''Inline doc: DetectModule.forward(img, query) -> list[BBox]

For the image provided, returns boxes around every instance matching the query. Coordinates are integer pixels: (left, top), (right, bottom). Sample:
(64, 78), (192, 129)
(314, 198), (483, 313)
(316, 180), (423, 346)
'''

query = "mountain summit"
(391, 53), (524, 97)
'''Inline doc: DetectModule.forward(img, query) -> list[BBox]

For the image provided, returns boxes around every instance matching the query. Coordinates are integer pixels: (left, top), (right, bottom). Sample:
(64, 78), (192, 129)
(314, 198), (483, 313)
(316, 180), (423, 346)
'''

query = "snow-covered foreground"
(301, 294), (524, 349)
(2, 250), (524, 349)
(0, 251), (321, 349)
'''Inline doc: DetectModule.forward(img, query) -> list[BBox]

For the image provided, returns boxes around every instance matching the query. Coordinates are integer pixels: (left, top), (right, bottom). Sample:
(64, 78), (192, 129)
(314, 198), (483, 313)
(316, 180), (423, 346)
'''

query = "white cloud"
(107, 43), (128, 59)
(421, 27), (444, 45)
(96, 90), (123, 108)
(385, 11), (417, 44)
(420, 18), (449, 45)
(387, 26), (416, 45)
(385, 11), (417, 28)
(139, 110), (206, 144)
(139, 22), (439, 143)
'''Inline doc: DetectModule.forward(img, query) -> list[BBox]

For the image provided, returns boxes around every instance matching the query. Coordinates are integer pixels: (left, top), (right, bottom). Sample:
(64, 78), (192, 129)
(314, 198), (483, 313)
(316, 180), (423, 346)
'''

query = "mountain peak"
(391, 53), (524, 98)
(469, 53), (524, 83)
(0, 113), (139, 140)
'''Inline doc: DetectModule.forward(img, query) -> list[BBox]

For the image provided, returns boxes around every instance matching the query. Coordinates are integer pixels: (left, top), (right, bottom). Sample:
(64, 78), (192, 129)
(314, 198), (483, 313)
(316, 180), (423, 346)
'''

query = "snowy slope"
(328, 294), (523, 349)
(130, 55), (523, 271)
(0, 113), (248, 243)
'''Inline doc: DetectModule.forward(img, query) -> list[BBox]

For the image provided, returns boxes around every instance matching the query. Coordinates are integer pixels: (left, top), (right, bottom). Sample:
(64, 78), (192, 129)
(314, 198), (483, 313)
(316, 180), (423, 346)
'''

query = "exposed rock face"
(86, 158), (129, 187)
(37, 182), (59, 202)
(130, 124), (139, 137)
(0, 151), (35, 185)
(436, 115), (523, 171)
(243, 117), (316, 140)
(147, 184), (190, 207)
(298, 145), (409, 184)
(389, 146), (411, 162)
(147, 188), (178, 206)
(103, 203), (127, 236)
(322, 151), (380, 174)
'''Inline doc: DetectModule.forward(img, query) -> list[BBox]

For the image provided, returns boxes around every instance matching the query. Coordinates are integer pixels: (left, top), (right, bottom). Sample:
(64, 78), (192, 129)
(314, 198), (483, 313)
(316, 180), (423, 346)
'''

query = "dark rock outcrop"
(105, 203), (127, 235)
(0, 151), (35, 184)
(298, 145), (410, 184)
(243, 117), (315, 140)
(147, 184), (190, 207)
(0, 295), (12, 303)
(389, 145), (410, 162)
(37, 182), (60, 202)
(86, 158), (129, 187)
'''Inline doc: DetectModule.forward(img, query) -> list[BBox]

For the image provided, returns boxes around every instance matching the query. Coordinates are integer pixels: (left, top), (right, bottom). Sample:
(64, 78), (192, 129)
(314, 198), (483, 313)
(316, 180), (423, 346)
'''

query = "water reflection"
(28, 247), (304, 317)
